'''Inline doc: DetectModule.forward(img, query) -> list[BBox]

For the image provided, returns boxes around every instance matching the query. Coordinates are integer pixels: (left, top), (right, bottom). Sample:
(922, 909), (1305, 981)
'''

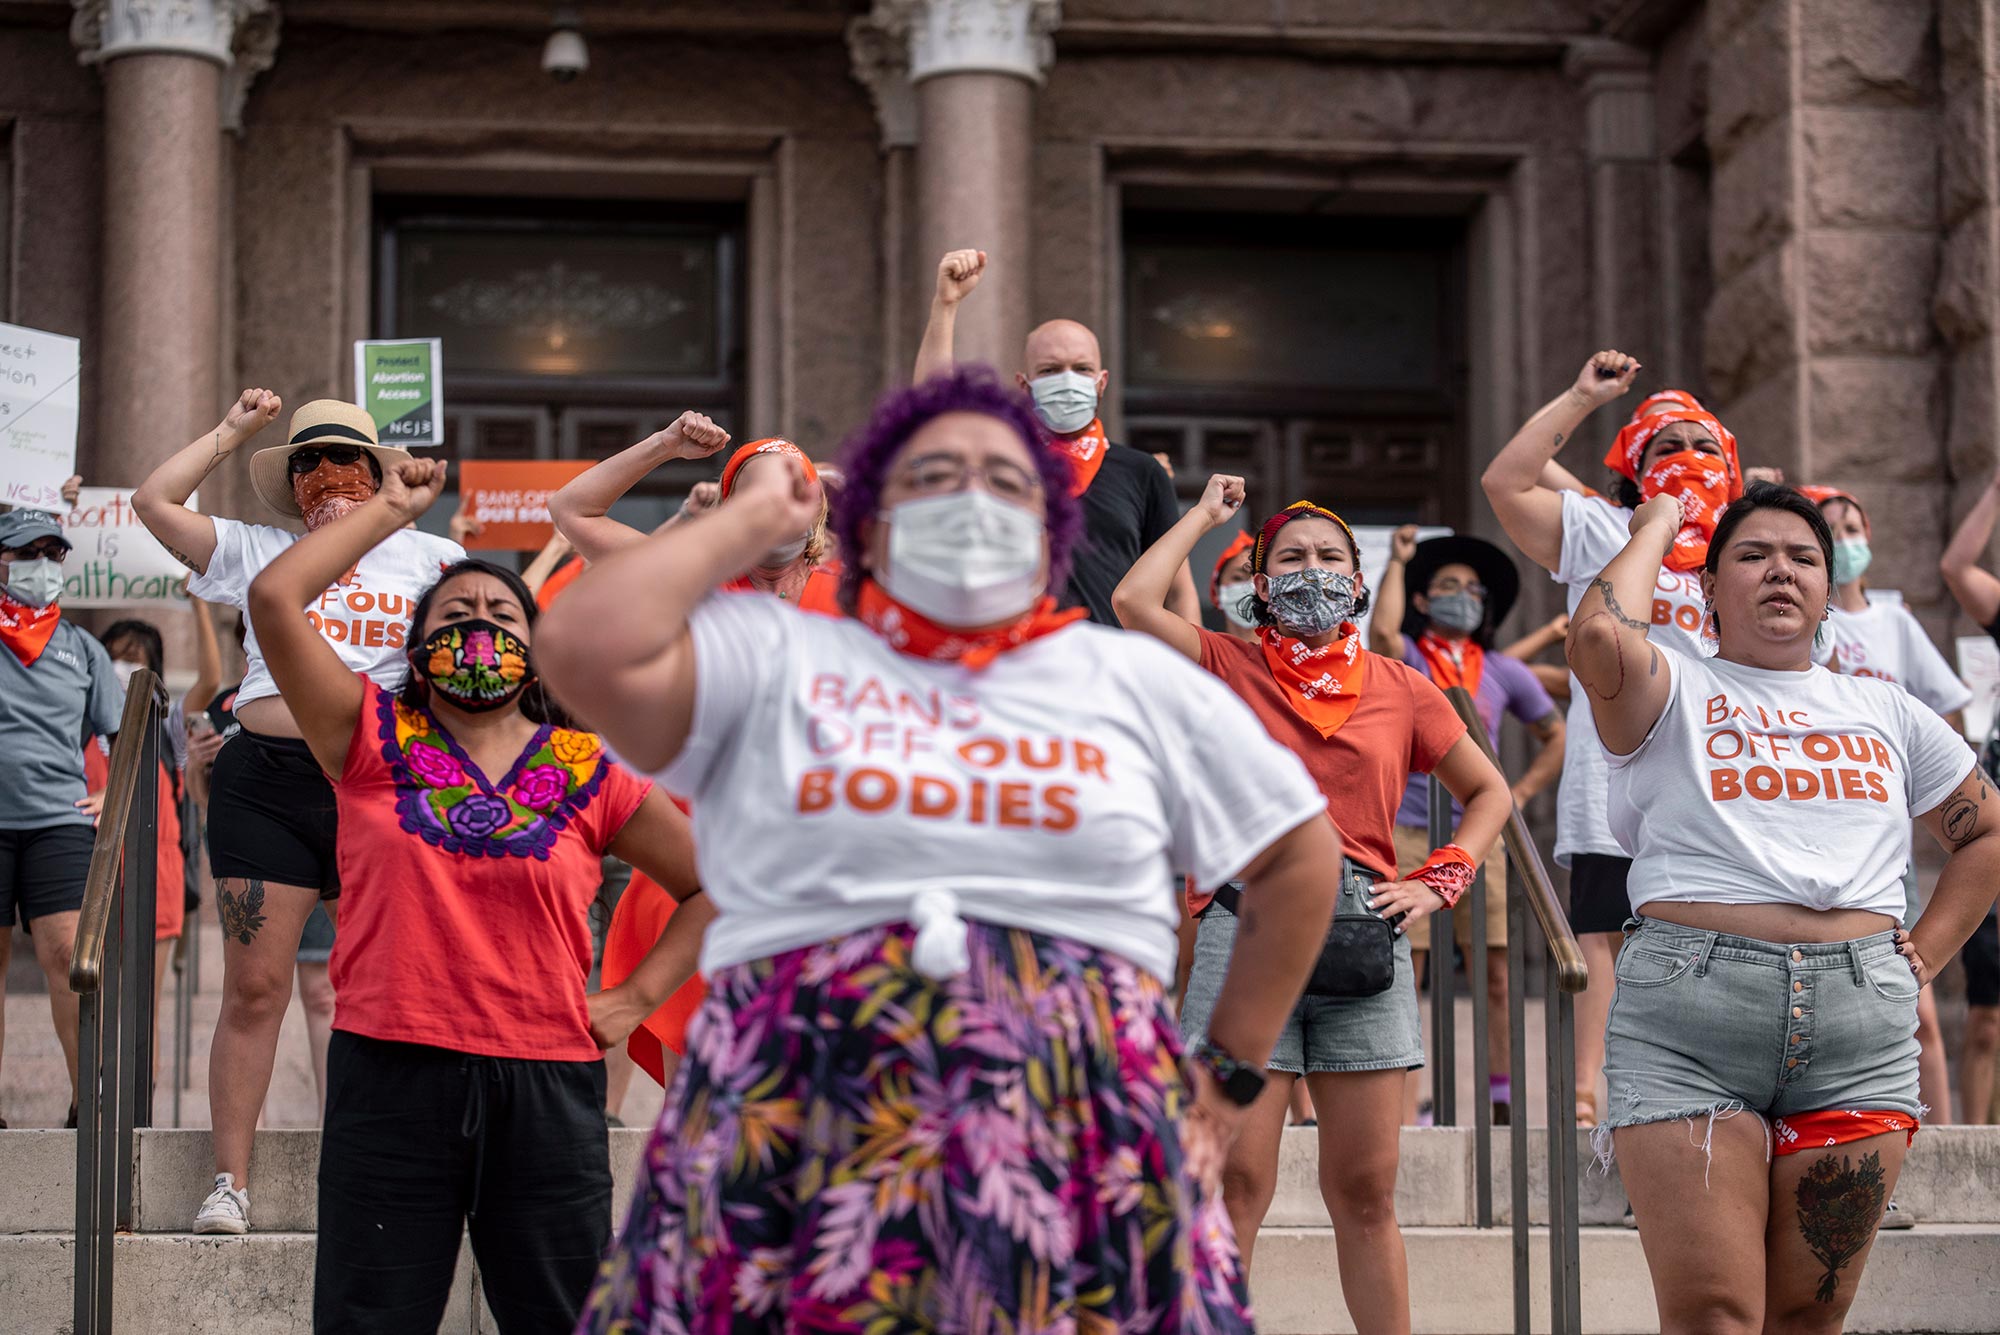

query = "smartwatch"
(1192, 1039), (1267, 1107)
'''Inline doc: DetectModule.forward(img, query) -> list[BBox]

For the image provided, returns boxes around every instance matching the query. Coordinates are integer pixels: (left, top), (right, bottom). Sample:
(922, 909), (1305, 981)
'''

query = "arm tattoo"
(1566, 610), (1627, 701)
(216, 878), (268, 945)
(1588, 578), (1652, 631)
(164, 543), (200, 572)
(1648, 646), (1660, 678)
(1941, 774), (1986, 850)
(1795, 1150), (1887, 1303)
(1552, 433), (1565, 449)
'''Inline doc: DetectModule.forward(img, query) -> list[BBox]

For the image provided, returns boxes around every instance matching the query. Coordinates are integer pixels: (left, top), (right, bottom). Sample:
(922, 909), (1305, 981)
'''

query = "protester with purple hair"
(542, 365), (1345, 1332)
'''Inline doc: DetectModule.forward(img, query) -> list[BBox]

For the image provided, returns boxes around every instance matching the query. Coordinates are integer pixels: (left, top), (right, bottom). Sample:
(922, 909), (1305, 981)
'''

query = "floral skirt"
(577, 921), (1254, 1335)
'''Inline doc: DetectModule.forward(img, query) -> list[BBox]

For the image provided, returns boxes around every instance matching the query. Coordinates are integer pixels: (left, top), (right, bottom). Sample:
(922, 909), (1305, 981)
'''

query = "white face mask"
(761, 535), (809, 567)
(1216, 579), (1258, 629)
(5, 557), (63, 608)
(1027, 370), (1099, 435)
(882, 490), (1046, 627)
(112, 659), (142, 688)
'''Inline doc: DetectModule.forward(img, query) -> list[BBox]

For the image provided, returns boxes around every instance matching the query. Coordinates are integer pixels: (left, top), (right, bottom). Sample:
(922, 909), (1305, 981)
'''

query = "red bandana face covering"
(856, 579), (1085, 672)
(296, 460), (378, 531)
(0, 592), (62, 666)
(1642, 450), (1734, 573)
(1044, 419), (1108, 497)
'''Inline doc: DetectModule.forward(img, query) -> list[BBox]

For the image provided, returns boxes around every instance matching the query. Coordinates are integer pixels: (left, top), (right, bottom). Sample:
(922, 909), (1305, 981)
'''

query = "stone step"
(4, 1224), (1997, 1335)
(1247, 1224), (2000, 1334)
(5, 1124), (1999, 1235)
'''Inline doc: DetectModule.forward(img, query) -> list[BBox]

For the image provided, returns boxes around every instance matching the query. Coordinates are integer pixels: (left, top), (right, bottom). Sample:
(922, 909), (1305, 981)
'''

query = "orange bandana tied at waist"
(858, 579), (1084, 672)
(1258, 623), (1369, 737)
(1416, 632), (1484, 698)
(1045, 418), (1108, 497)
(0, 593), (62, 666)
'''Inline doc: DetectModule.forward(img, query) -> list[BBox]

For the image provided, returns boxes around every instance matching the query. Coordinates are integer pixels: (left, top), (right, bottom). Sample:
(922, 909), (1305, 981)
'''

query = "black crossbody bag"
(1209, 859), (1397, 998)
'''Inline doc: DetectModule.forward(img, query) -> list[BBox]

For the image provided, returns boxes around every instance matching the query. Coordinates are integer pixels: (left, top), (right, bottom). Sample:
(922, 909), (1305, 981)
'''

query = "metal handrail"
(68, 668), (167, 1335)
(1423, 684), (1586, 1335)
(1440, 685), (1588, 993)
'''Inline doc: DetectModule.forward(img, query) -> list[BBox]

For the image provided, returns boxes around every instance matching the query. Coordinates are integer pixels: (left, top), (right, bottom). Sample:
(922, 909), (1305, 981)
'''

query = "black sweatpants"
(313, 1032), (612, 1334)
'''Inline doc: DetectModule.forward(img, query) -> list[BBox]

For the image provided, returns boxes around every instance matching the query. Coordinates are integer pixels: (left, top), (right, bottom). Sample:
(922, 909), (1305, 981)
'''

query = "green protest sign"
(354, 338), (444, 446)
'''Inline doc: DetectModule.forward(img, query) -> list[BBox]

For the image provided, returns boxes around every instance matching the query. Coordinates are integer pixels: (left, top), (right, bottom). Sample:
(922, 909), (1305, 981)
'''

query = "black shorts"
(0, 824), (95, 926)
(208, 726), (340, 899)
(1567, 853), (1634, 936)
(1965, 911), (1999, 1009)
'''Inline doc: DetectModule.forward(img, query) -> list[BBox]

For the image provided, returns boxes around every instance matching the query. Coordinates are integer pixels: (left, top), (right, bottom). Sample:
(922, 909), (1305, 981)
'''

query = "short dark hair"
(399, 558), (569, 726)
(100, 619), (164, 678)
(1705, 480), (1835, 576)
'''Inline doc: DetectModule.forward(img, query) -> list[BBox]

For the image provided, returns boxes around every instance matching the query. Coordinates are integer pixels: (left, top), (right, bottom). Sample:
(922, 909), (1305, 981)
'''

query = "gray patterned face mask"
(1426, 590), (1485, 634)
(1264, 569), (1357, 637)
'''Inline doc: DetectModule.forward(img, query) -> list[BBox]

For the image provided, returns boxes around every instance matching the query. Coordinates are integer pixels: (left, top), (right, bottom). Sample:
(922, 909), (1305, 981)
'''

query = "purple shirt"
(1395, 635), (1556, 828)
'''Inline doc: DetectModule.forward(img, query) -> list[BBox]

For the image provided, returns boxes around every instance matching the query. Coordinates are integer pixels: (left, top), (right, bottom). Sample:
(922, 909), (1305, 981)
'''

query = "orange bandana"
(295, 460), (378, 531)
(0, 593), (62, 667)
(1045, 418), (1108, 497)
(720, 438), (818, 498)
(1258, 623), (1368, 737)
(857, 579), (1084, 671)
(1416, 632), (1485, 698)
(1798, 484), (1870, 536)
(723, 563), (843, 616)
(1604, 407), (1742, 501)
(1643, 450), (1735, 572)
(1209, 529), (1253, 604)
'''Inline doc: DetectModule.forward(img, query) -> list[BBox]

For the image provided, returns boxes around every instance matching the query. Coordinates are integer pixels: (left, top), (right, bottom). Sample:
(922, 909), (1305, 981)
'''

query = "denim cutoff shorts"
(1178, 862), (1424, 1075)
(1600, 919), (1922, 1139)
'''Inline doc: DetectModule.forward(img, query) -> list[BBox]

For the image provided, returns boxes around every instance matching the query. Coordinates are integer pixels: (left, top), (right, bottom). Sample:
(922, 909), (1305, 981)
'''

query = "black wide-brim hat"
(1400, 534), (1521, 641)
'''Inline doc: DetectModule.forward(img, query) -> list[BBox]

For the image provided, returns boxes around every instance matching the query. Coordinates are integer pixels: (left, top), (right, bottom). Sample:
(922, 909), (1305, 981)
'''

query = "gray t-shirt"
(0, 619), (124, 829)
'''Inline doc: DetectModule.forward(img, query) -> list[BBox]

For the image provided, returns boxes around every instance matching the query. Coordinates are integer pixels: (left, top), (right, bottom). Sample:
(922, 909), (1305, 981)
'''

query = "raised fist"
(1572, 351), (1640, 409)
(935, 249), (987, 309)
(219, 388), (282, 447)
(1390, 524), (1419, 564)
(663, 411), (730, 461)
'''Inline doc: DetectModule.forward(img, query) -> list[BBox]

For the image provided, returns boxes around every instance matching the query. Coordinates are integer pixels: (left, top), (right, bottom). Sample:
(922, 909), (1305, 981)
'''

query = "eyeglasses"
(4, 540), (69, 563)
(894, 454), (1044, 505)
(1429, 578), (1488, 599)
(288, 444), (370, 475)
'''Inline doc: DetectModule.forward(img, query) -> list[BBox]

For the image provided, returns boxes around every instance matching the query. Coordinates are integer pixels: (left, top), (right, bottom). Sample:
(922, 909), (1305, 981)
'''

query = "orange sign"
(456, 460), (594, 551)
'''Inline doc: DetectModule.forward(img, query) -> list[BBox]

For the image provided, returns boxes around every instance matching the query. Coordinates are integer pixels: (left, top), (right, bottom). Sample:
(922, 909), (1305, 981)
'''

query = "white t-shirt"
(656, 591), (1328, 984)
(1606, 651), (1973, 918)
(188, 516), (465, 709)
(1552, 491), (1712, 864)
(1828, 592), (1973, 717)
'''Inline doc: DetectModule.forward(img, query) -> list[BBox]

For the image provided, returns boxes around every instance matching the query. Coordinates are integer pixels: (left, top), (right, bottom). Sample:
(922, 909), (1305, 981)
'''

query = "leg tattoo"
(217, 879), (268, 946)
(1795, 1150), (1887, 1303)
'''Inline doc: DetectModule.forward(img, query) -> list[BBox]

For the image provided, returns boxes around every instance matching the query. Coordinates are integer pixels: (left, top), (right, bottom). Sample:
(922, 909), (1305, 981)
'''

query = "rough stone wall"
(1705, 0), (1953, 622)
(1939, 0), (2000, 622)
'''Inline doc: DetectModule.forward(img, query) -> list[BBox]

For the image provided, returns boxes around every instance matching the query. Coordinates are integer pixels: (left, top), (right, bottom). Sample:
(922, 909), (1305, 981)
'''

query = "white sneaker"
(193, 1172), (249, 1235)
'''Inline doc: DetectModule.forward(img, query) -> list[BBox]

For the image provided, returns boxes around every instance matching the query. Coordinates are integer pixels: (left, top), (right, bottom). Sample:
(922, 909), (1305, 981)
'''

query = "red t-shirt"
(82, 743), (183, 941)
(1196, 628), (1465, 880)
(330, 680), (652, 1061)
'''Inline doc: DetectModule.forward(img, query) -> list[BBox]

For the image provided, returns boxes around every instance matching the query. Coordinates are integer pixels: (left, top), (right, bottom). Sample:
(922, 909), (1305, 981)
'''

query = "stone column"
(1939, 0), (2000, 603)
(70, 0), (276, 485)
(1565, 38), (1660, 456)
(848, 18), (922, 388)
(858, 0), (1057, 373)
(1703, 0), (1945, 597)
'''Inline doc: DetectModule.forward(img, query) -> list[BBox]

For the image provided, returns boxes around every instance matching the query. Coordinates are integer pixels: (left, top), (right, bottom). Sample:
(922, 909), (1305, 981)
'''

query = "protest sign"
(456, 460), (594, 550)
(1, 321), (81, 513)
(354, 338), (444, 446)
(57, 487), (198, 607)
(1959, 634), (1999, 745)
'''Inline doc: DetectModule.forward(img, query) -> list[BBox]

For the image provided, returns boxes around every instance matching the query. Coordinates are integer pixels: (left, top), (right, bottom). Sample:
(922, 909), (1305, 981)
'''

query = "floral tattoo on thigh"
(1795, 1150), (1887, 1303)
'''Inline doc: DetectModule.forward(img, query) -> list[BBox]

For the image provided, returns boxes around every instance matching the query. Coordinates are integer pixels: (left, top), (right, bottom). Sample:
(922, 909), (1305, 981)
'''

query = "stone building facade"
(3, 0), (1997, 654)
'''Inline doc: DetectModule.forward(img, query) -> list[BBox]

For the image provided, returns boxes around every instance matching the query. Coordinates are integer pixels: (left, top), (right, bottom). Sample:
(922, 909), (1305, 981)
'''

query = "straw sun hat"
(248, 399), (414, 520)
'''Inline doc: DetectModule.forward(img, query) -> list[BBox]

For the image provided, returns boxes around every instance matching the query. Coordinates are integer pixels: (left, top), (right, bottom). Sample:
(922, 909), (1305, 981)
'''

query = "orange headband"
(719, 438), (818, 498)
(1604, 407), (1743, 501)
(1798, 484), (1870, 536)
(1253, 501), (1359, 576)
(1210, 530), (1253, 604)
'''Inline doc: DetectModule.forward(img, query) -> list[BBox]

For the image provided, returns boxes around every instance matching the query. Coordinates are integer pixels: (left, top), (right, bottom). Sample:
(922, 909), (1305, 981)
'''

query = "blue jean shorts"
(1178, 864), (1423, 1075)
(1600, 919), (1922, 1139)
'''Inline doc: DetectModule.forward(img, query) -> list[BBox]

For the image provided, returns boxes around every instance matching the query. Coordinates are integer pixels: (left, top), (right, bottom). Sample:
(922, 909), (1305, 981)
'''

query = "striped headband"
(1253, 501), (1359, 575)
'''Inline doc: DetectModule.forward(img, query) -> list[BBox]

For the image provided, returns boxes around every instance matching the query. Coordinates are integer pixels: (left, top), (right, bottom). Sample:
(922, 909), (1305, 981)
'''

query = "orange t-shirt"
(601, 869), (706, 1082)
(535, 555), (586, 610)
(330, 680), (652, 1061)
(1195, 628), (1465, 880)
